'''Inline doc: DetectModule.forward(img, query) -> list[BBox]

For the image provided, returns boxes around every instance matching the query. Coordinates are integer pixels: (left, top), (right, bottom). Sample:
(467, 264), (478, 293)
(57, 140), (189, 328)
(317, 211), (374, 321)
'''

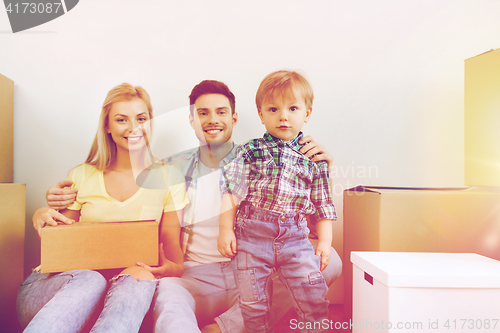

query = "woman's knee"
(119, 266), (155, 281)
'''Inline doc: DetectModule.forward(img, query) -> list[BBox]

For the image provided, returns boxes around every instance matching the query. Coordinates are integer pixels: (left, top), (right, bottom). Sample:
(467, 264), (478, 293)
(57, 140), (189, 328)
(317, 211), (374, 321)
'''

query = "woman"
(17, 83), (189, 333)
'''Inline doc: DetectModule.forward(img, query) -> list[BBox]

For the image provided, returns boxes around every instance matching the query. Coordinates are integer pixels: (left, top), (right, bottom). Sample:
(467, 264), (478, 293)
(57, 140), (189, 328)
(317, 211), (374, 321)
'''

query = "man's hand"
(217, 229), (237, 258)
(299, 135), (334, 165)
(315, 240), (331, 271)
(33, 207), (75, 237)
(46, 180), (77, 210)
(137, 243), (183, 278)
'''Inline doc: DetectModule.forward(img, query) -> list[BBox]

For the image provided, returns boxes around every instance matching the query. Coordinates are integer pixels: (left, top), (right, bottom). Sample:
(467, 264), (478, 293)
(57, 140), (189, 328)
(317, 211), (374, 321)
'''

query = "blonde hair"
(85, 83), (153, 170)
(255, 70), (314, 110)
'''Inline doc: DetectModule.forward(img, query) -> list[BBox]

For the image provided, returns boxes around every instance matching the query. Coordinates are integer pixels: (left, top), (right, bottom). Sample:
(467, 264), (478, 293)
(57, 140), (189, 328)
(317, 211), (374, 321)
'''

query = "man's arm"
(46, 180), (78, 210)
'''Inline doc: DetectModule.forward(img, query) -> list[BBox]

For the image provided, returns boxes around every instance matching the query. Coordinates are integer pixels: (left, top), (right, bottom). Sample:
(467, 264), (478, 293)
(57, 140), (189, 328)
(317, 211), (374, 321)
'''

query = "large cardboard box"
(0, 184), (26, 333)
(41, 221), (159, 273)
(465, 48), (500, 186)
(0, 73), (14, 183)
(343, 186), (500, 319)
(352, 252), (500, 333)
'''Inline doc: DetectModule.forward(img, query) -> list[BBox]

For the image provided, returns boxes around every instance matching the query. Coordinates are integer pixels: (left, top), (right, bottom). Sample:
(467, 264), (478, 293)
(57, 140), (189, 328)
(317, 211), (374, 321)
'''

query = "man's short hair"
(255, 70), (314, 110)
(189, 80), (236, 115)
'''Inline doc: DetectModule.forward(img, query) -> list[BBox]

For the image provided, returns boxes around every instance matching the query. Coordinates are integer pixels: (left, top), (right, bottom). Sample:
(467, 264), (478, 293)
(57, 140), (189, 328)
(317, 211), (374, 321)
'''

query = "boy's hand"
(218, 229), (237, 258)
(315, 240), (331, 271)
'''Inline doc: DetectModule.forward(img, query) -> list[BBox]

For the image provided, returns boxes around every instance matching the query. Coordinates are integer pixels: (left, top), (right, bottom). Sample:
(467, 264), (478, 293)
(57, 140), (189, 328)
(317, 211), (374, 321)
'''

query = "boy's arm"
(315, 218), (333, 271)
(218, 193), (238, 258)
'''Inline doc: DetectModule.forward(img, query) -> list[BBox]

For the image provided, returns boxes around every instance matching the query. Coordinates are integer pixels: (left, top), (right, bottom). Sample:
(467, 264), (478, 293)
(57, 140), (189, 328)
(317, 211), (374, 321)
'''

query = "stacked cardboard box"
(0, 73), (25, 333)
(465, 48), (500, 186)
(343, 186), (500, 319)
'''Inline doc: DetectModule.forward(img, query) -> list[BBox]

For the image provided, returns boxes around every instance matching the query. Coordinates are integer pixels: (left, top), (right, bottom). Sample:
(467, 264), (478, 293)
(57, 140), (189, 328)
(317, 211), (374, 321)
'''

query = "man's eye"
(198, 112), (207, 116)
(219, 111), (227, 115)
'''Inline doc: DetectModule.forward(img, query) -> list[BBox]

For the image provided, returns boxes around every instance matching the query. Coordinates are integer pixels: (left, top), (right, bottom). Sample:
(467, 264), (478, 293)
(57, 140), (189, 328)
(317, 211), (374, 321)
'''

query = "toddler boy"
(218, 70), (336, 332)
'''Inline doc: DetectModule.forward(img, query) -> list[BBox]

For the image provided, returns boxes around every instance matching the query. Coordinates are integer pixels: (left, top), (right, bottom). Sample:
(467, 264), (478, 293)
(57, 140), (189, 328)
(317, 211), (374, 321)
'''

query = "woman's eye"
(117, 118), (126, 123)
(138, 117), (148, 122)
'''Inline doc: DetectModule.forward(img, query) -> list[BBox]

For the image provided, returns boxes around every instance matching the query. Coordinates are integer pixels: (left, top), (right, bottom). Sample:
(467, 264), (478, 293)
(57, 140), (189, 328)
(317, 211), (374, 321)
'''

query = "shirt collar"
(192, 142), (238, 170)
(263, 131), (304, 150)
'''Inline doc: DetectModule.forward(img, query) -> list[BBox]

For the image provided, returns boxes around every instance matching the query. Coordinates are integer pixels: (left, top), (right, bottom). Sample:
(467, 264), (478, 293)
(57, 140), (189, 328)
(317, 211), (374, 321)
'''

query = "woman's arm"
(137, 210), (184, 278)
(32, 207), (79, 237)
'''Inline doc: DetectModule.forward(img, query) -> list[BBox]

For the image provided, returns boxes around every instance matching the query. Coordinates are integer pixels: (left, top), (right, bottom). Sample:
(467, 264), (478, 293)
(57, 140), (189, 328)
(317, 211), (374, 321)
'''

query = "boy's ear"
(304, 107), (313, 123)
(258, 109), (265, 124)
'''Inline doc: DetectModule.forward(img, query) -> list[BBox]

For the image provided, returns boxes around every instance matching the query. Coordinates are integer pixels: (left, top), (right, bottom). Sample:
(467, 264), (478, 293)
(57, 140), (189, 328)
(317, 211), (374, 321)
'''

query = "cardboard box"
(0, 183), (26, 333)
(41, 220), (159, 273)
(352, 252), (500, 333)
(465, 48), (500, 186)
(0, 73), (14, 183)
(343, 186), (500, 319)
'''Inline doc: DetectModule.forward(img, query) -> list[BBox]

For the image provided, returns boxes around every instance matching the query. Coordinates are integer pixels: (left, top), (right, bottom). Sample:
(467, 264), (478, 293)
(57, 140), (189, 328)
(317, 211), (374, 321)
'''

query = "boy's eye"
(290, 106), (298, 112)
(269, 107), (278, 112)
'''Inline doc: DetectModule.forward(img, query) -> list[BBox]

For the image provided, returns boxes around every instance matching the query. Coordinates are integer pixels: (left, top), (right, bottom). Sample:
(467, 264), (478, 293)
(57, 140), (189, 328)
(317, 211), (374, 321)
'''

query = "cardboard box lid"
(351, 252), (500, 289)
(345, 185), (471, 195)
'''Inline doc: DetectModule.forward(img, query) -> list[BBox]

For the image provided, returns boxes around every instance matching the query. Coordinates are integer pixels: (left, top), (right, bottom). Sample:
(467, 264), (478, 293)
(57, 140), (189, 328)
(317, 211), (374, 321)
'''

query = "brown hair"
(255, 70), (314, 110)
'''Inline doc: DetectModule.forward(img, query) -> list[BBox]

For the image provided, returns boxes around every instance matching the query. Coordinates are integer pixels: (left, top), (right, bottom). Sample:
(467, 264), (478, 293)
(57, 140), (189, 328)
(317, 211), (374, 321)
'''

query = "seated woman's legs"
(90, 266), (157, 333)
(17, 269), (107, 333)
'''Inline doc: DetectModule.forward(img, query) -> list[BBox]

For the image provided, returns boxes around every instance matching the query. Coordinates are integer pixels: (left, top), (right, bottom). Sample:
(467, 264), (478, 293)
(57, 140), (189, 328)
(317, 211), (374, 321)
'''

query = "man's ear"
(189, 114), (194, 129)
(304, 107), (312, 123)
(258, 109), (265, 124)
(232, 112), (238, 126)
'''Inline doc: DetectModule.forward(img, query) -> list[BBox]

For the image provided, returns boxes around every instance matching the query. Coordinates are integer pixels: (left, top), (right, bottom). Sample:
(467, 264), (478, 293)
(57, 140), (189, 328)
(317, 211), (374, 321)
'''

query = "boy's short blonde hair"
(255, 70), (314, 110)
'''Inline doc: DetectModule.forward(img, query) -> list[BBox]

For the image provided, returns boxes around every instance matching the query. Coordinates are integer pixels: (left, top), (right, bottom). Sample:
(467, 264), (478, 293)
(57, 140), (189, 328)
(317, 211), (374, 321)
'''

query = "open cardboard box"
(343, 186), (500, 319)
(41, 220), (159, 273)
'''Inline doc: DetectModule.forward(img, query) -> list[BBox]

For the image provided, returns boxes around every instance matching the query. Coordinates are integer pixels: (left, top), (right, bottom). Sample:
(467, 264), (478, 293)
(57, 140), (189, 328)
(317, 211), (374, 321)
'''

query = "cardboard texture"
(41, 220), (159, 273)
(465, 48), (500, 186)
(352, 252), (500, 333)
(0, 73), (14, 183)
(0, 184), (26, 333)
(343, 186), (500, 319)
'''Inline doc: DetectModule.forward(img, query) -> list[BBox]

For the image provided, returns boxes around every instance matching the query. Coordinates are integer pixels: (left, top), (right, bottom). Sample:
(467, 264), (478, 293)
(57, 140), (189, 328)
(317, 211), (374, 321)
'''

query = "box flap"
(351, 252), (500, 288)
(345, 186), (470, 194)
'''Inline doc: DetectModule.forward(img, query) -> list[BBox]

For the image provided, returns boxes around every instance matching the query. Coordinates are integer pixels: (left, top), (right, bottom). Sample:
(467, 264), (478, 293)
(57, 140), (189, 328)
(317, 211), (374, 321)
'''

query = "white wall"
(1, 0), (500, 303)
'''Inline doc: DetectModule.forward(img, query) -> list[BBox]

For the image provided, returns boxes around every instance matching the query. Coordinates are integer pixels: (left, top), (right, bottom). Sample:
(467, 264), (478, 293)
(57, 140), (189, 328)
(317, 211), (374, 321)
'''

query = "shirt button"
(280, 216), (286, 222)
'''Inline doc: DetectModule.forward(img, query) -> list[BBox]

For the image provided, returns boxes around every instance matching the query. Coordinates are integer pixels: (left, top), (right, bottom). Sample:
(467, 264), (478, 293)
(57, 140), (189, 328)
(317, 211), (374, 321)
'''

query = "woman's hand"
(32, 207), (75, 237)
(137, 243), (184, 278)
(299, 135), (334, 165)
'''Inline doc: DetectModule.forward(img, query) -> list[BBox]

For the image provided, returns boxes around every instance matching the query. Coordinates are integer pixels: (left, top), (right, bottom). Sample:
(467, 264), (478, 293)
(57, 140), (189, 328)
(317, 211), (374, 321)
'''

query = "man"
(46, 80), (342, 333)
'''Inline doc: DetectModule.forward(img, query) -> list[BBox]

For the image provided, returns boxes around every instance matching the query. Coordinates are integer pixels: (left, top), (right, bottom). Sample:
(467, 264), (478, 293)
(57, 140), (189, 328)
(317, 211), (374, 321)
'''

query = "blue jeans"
(17, 269), (157, 333)
(154, 228), (340, 333)
(233, 203), (329, 333)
